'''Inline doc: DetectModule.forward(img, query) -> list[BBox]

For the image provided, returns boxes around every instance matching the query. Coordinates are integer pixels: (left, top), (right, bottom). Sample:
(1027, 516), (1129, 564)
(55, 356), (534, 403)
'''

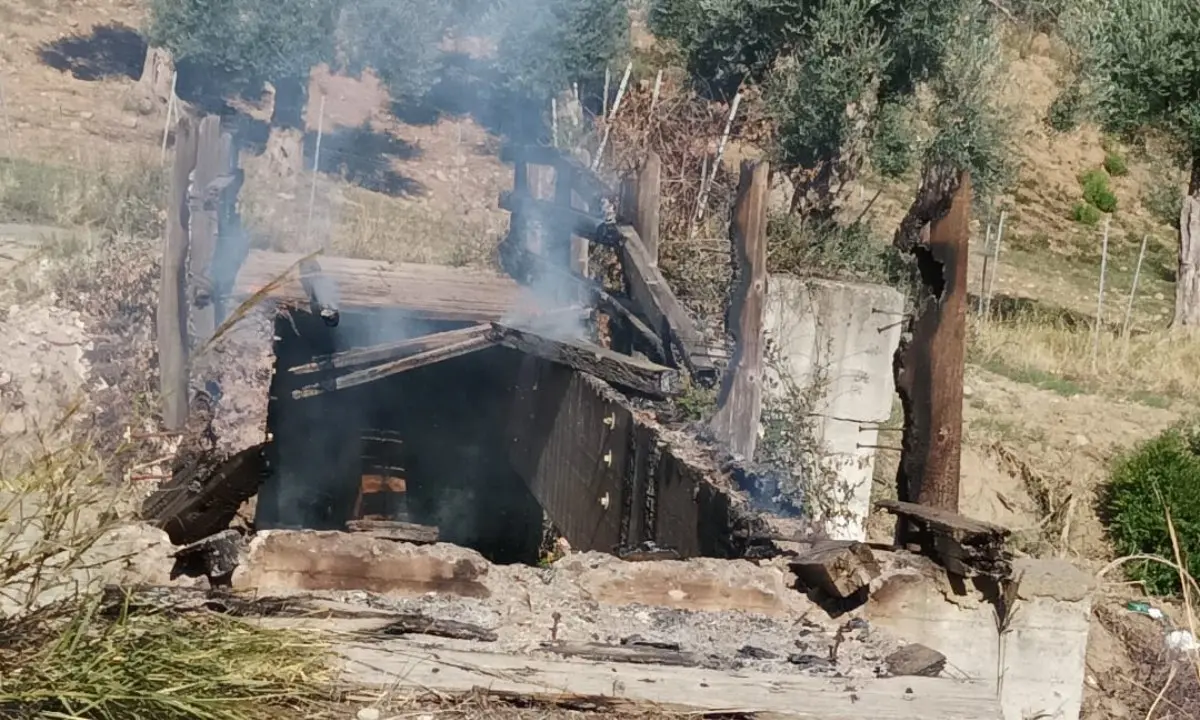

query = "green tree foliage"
(490, 0), (630, 99)
(1080, 168), (1118, 212)
(338, 0), (452, 101)
(147, 0), (339, 124)
(1104, 422), (1200, 595)
(650, 0), (1012, 208)
(1063, 0), (1200, 168)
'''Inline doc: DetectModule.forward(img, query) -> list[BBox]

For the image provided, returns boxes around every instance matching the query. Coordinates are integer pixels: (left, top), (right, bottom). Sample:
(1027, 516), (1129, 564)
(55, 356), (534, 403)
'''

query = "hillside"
(1, 2), (1198, 716)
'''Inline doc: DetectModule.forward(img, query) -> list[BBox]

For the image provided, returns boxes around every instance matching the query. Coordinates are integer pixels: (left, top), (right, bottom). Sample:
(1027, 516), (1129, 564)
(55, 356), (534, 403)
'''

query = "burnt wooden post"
(633, 152), (661, 265)
(158, 115), (199, 431)
(557, 162), (589, 278)
(189, 115), (222, 350)
(709, 160), (769, 459)
(893, 169), (972, 532)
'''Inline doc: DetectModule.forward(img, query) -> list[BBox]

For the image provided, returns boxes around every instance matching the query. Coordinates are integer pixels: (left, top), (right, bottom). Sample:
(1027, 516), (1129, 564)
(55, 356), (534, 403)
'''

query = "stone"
(885, 643), (947, 677)
(356, 708), (381, 720)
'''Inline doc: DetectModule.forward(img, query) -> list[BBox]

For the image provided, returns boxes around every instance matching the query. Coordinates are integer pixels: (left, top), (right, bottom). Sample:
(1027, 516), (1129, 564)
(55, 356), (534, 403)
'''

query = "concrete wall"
(763, 276), (904, 541)
(866, 557), (1096, 720)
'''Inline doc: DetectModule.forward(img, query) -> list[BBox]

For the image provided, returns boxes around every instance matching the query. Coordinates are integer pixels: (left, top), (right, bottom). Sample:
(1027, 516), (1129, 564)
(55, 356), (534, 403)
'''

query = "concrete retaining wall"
(866, 557), (1096, 720)
(763, 276), (904, 541)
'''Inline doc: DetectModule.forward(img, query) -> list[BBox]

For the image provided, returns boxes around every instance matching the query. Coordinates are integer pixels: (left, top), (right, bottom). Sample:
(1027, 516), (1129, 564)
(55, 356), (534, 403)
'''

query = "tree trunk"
(264, 75), (308, 177)
(138, 46), (175, 106)
(1173, 158), (1200, 328)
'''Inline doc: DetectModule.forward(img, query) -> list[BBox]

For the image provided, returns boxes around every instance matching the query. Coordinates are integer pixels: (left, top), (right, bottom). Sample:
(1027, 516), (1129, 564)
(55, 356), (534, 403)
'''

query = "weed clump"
(1103, 151), (1128, 177)
(1104, 421), (1200, 595)
(1070, 201), (1103, 226)
(1080, 168), (1118, 213)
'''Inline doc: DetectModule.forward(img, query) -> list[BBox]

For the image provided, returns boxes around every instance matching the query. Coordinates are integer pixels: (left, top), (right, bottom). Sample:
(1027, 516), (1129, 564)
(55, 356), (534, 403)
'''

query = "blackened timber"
(490, 323), (679, 398)
(141, 442), (270, 545)
(288, 325), (490, 376)
(498, 191), (620, 247)
(876, 499), (1011, 580)
(292, 334), (497, 399)
(616, 225), (718, 382)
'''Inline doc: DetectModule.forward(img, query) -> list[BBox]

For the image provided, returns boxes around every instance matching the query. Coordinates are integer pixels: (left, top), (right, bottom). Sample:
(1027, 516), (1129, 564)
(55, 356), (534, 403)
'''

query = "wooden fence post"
(189, 115), (222, 350)
(158, 115), (199, 431)
(893, 169), (972, 523)
(709, 160), (769, 459)
(634, 152), (661, 266)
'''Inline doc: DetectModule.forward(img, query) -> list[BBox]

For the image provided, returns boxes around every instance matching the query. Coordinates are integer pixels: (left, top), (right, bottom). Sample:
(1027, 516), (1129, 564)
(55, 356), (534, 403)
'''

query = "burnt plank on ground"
(346, 519), (440, 544)
(876, 499), (1011, 579)
(142, 442), (269, 545)
(490, 323), (679, 398)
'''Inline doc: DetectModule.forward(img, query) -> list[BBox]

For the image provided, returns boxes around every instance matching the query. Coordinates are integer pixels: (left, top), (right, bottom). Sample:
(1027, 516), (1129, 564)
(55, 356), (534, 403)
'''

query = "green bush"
(1104, 151), (1129, 176)
(1046, 81), (1083, 132)
(1104, 422), (1200, 595)
(1070, 201), (1103, 225)
(1080, 169), (1118, 213)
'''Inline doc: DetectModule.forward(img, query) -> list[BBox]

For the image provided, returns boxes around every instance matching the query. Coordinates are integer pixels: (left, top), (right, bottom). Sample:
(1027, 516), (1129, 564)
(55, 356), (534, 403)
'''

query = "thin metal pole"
(1091, 216), (1111, 373)
(1121, 233), (1149, 345)
(304, 94), (326, 246)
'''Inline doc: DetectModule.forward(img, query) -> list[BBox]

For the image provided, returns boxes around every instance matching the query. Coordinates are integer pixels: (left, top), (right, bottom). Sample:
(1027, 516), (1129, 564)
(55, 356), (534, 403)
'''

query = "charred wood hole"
(257, 309), (545, 565)
(913, 245), (946, 300)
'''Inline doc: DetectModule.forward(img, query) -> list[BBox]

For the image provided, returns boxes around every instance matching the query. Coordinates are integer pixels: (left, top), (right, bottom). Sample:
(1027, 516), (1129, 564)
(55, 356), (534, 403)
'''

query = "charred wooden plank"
(141, 442), (269, 545)
(346, 519), (439, 544)
(289, 325), (490, 376)
(376, 613), (497, 642)
(539, 641), (703, 668)
(616, 225), (718, 382)
(490, 322), (679, 398)
(789, 540), (881, 598)
(876, 499), (1012, 580)
(292, 333), (497, 399)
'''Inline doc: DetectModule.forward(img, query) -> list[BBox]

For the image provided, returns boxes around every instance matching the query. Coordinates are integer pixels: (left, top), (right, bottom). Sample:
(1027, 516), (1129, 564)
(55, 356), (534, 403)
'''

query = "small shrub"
(1104, 422), (1200, 595)
(767, 213), (910, 288)
(1080, 169), (1118, 213)
(1144, 177), (1185, 228)
(1046, 82), (1083, 132)
(1104, 151), (1128, 176)
(1071, 201), (1103, 226)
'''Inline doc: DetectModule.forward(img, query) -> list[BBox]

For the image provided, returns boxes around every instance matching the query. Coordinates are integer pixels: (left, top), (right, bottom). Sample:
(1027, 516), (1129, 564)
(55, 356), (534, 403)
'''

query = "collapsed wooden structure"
(145, 115), (775, 561)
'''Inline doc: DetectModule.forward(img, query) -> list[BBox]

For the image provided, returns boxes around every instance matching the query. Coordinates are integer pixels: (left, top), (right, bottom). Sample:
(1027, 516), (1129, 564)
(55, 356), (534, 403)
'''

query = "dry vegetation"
(0, 0), (1198, 718)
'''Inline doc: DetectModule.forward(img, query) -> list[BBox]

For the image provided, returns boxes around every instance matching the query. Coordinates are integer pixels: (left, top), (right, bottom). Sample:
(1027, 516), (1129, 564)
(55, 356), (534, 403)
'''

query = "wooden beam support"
(292, 333), (497, 399)
(158, 115), (199, 431)
(498, 191), (619, 247)
(188, 115), (223, 349)
(709, 160), (769, 459)
(490, 323), (679, 398)
(499, 143), (615, 200)
(633, 152), (662, 264)
(892, 169), (972, 536)
(876, 499), (1011, 580)
(289, 325), (490, 376)
(617, 225), (718, 381)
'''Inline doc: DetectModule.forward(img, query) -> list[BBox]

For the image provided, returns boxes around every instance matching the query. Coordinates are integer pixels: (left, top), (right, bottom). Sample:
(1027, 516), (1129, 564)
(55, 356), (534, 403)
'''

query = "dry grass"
(969, 315), (1200, 405)
(0, 153), (166, 240)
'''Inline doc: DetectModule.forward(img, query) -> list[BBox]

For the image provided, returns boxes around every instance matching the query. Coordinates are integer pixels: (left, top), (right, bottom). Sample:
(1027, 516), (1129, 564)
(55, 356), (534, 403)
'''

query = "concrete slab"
(764, 276), (905, 540)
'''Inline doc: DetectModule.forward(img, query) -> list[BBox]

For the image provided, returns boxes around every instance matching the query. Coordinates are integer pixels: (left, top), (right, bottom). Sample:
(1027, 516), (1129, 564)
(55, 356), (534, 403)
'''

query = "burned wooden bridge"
(146, 116), (774, 563)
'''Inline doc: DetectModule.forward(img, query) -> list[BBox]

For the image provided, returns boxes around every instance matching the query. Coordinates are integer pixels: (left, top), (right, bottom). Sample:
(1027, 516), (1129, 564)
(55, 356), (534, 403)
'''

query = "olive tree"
(1063, 0), (1200, 327)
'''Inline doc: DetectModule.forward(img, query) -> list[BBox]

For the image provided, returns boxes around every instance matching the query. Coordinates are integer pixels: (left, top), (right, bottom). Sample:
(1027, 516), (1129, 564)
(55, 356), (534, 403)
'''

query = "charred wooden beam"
(298, 256), (340, 327)
(141, 442), (270, 545)
(498, 191), (621, 248)
(508, 245), (667, 363)
(616, 225), (719, 382)
(171, 528), (244, 584)
(892, 168), (972, 538)
(490, 322), (679, 398)
(539, 641), (705, 668)
(876, 499), (1012, 580)
(289, 325), (490, 376)
(789, 540), (881, 599)
(292, 333), (496, 399)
